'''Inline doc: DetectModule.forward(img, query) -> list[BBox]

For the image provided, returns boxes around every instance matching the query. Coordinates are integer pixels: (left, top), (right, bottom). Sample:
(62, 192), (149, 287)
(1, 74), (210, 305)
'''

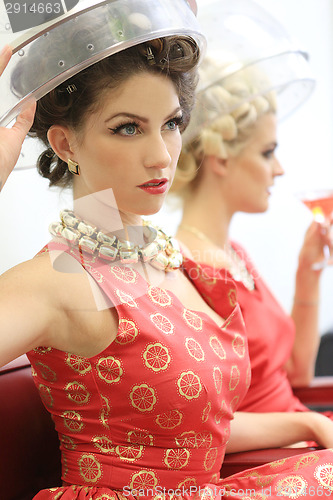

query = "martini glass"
(297, 189), (333, 270)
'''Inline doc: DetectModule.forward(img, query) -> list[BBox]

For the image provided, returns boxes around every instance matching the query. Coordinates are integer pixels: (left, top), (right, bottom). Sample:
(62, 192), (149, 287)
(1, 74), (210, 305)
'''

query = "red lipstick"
(137, 178), (168, 195)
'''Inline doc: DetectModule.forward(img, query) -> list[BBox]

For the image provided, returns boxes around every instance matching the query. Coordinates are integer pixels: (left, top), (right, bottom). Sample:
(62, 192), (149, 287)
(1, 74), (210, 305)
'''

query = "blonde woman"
(171, 59), (332, 419)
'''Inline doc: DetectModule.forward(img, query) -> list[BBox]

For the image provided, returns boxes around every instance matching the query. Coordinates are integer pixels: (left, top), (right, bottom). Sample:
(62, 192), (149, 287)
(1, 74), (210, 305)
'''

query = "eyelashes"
(108, 121), (140, 135)
(262, 148), (276, 158)
(108, 114), (184, 136)
(169, 115), (184, 129)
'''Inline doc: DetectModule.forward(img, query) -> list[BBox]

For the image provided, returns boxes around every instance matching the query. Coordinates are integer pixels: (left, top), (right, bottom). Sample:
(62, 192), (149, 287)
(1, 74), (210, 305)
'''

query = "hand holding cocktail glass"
(297, 189), (333, 270)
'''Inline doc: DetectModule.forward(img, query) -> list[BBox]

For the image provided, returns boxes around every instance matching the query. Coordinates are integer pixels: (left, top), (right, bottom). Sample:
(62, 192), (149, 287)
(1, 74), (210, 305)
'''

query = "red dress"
(228, 241), (306, 412)
(27, 241), (333, 499)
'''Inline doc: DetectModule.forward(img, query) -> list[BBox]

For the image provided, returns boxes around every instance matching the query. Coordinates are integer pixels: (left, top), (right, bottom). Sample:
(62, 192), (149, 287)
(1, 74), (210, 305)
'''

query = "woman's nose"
(273, 158), (284, 177)
(144, 134), (172, 169)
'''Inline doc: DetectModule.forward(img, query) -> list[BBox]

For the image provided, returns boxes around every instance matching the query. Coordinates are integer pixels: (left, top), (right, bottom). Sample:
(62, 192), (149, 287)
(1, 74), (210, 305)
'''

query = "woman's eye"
(167, 120), (178, 130)
(122, 124), (138, 135)
(109, 122), (140, 136)
(263, 149), (275, 159)
(165, 116), (183, 131)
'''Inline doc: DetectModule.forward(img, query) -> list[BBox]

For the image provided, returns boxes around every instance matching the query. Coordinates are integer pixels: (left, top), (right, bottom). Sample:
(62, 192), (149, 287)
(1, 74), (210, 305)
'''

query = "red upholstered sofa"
(1, 355), (333, 499)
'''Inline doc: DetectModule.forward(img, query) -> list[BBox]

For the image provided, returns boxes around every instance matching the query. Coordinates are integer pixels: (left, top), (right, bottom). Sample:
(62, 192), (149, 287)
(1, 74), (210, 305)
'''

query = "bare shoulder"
(1, 250), (83, 300)
(0, 250), (116, 363)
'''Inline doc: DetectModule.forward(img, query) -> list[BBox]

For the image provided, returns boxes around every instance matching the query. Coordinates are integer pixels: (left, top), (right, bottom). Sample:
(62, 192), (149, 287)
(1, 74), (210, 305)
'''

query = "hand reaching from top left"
(0, 45), (36, 191)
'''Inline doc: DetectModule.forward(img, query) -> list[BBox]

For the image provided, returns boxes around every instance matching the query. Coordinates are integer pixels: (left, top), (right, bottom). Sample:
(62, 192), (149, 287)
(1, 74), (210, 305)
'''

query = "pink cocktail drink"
(302, 194), (333, 219)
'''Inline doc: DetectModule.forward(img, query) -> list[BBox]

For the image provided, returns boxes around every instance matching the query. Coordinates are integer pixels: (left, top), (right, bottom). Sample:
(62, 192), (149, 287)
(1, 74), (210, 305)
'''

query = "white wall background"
(1, 0), (333, 333)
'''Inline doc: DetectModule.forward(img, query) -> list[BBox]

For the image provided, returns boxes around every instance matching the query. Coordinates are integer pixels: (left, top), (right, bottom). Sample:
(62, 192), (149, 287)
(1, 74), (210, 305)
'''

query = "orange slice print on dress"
(115, 444), (144, 462)
(83, 263), (104, 283)
(228, 288), (237, 307)
(127, 430), (154, 446)
(92, 436), (114, 454)
(295, 453), (319, 470)
(213, 366), (223, 394)
(230, 395), (240, 411)
(183, 309), (203, 331)
(209, 336), (226, 360)
(66, 354), (92, 375)
(255, 474), (278, 488)
(229, 365), (240, 391)
(275, 475), (307, 498)
(116, 319), (139, 345)
(164, 448), (190, 469)
(269, 459), (287, 468)
(62, 410), (84, 433)
(196, 431), (213, 448)
(209, 472), (220, 484)
(48, 488), (66, 498)
(232, 333), (245, 358)
(38, 383), (54, 408)
(175, 431), (197, 448)
(59, 434), (77, 450)
(130, 384), (157, 412)
(177, 371), (202, 400)
(202, 402), (211, 423)
(315, 464), (333, 491)
(215, 400), (229, 425)
(150, 313), (175, 334)
(109, 265), (137, 283)
(62, 455), (68, 481)
(115, 289), (138, 308)
(78, 453), (102, 483)
(221, 426), (230, 446)
(178, 477), (197, 489)
(97, 356), (123, 384)
(156, 409), (183, 429)
(33, 346), (52, 354)
(148, 286), (172, 307)
(143, 343), (171, 372)
(65, 381), (90, 405)
(35, 361), (57, 382)
(100, 395), (111, 429)
(203, 448), (218, 471)
(130, 470), (158, 490)
(185, 338), (205, 362)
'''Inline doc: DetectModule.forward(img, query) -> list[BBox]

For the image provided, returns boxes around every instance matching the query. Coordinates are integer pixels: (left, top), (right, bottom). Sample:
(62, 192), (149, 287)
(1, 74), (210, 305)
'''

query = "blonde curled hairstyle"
(171, 58), (277, 195)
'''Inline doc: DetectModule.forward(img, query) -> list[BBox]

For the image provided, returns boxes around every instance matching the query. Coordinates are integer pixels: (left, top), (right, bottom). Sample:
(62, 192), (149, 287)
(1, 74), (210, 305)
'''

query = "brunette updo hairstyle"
(11, 34), (200, 187)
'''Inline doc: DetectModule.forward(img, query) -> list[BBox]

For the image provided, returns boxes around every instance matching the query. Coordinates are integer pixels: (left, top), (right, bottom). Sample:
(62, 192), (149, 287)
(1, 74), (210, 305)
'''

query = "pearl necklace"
(49, 210), (183, 272)
(179, 224), (255, 291)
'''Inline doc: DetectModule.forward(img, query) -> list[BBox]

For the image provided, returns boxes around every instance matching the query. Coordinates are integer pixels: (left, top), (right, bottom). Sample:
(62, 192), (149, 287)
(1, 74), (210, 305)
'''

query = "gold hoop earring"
(67, 159), (80, 176)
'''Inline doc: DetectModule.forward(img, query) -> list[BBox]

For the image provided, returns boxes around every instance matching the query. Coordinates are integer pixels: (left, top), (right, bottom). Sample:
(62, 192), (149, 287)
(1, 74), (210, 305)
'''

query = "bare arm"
(0, 250), (121, 366)
(226, 411), (333, 454)
(0, 257), (65, 367)
(286, 221), (329, 386)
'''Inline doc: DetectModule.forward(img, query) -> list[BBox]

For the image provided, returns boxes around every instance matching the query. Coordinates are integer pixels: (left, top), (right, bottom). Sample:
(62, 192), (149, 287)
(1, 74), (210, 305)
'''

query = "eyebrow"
(105, 107), (182, 124)
(264, 141), (278, 148)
